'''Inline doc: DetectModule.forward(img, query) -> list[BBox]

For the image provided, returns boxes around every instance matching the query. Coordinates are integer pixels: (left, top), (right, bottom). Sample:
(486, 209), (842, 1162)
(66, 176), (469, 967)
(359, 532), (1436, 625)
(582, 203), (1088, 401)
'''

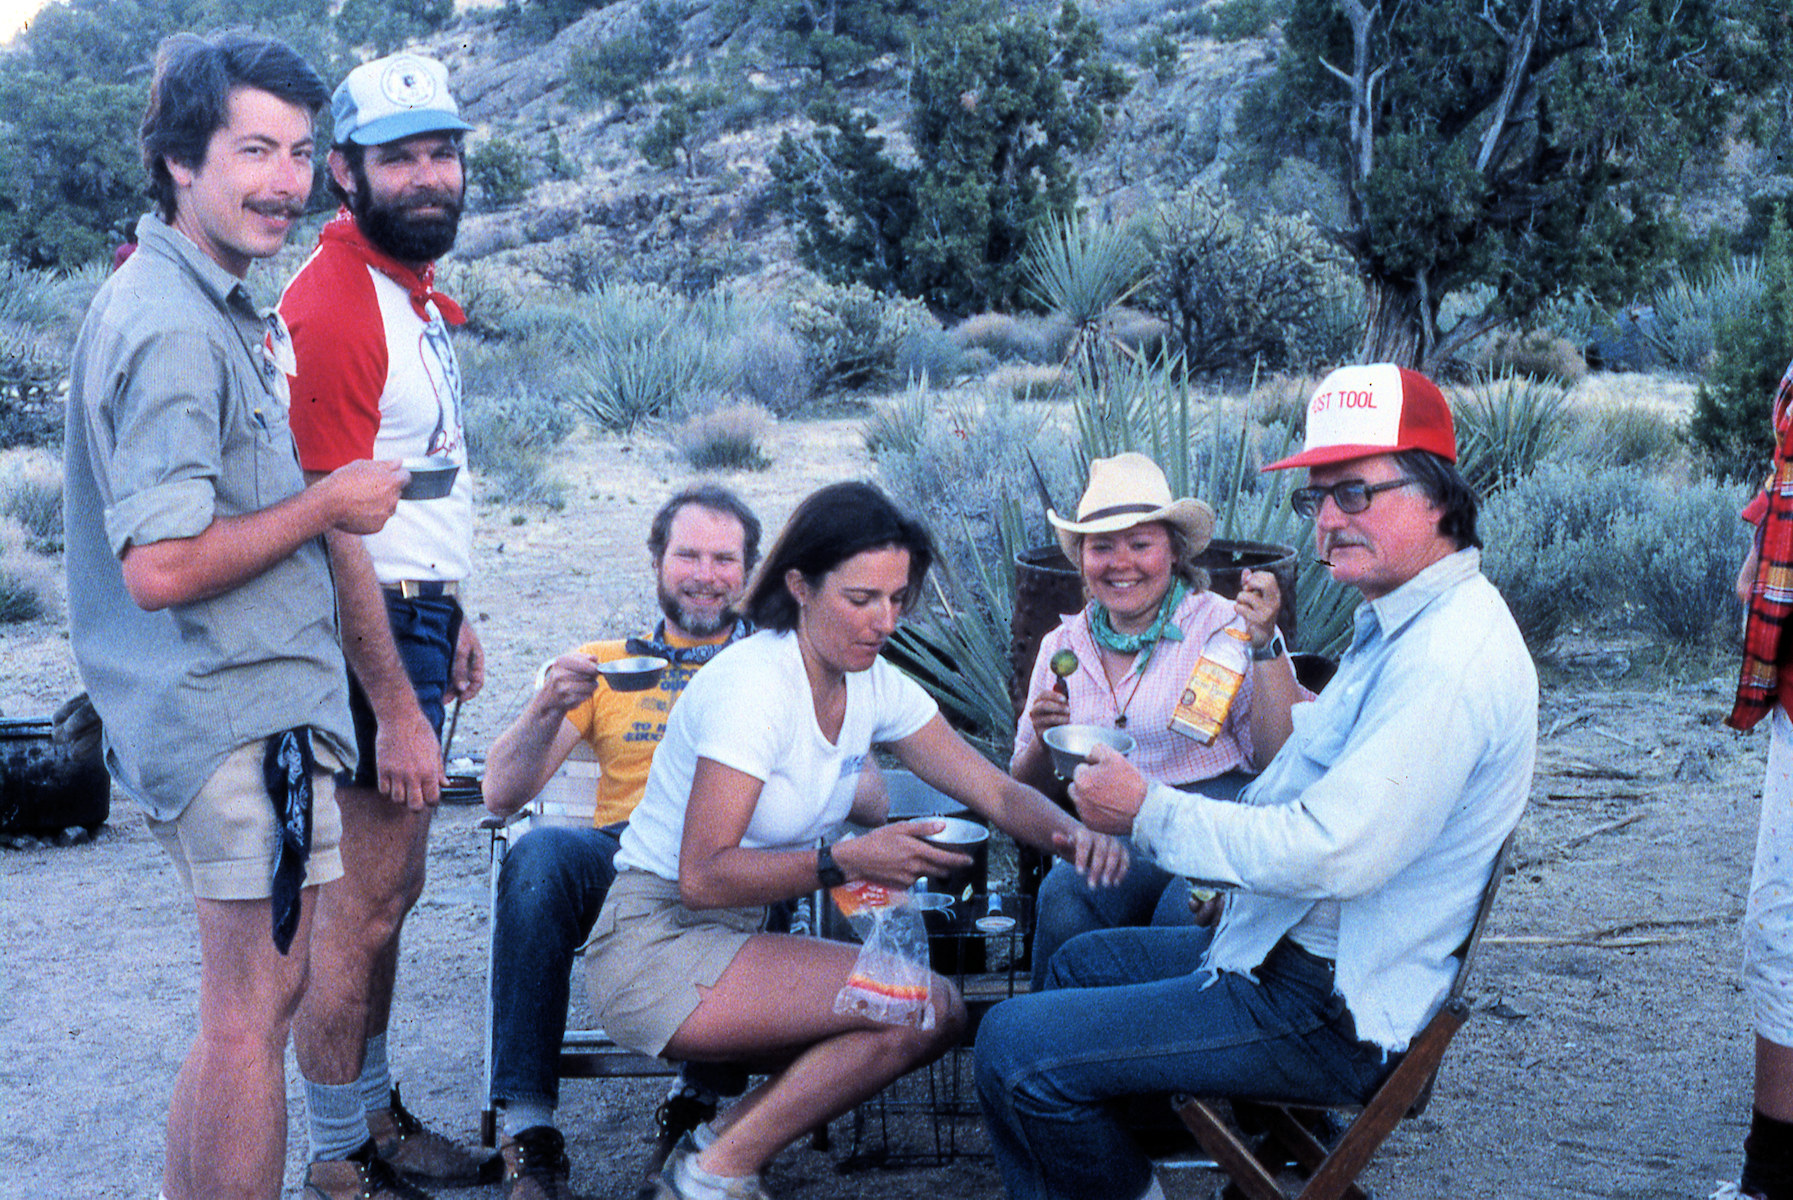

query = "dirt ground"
(0, 411), (1768, 1200)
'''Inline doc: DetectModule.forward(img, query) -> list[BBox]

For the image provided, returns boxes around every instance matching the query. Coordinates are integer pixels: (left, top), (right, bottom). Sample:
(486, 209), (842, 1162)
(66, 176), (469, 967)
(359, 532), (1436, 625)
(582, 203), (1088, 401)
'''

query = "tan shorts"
(148, 739), (344, 901)
(584, 869), (767, 1057)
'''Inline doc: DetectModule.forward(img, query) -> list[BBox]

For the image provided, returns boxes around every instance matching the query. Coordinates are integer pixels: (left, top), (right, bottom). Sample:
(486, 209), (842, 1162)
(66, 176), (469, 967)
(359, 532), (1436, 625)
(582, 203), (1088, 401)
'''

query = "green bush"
(1643, 256), (1761, 377)
(568, 0), (681, 108)
(1691, 220), (1793, 481)
(1212, 0), (1273, 40)
(467, 136), (532, 211)
(949, 313), (1074, 364)
(672, 402), (773, 470)
(1481, 328), (1587, 384)
(1143, 185), (1346, 376)
(777, 278), (944, 392)
(1560, 403), (1683, 470)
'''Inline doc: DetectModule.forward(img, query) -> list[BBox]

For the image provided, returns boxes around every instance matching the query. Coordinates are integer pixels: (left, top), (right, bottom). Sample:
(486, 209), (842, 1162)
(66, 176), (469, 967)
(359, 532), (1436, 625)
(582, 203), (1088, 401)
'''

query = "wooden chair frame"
(1171, 833), (1515, 1200)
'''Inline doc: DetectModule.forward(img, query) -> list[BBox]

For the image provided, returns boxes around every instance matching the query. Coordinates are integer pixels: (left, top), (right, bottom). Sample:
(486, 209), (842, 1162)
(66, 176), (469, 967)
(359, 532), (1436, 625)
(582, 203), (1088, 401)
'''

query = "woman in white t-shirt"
(585, 481), (1126, 1200)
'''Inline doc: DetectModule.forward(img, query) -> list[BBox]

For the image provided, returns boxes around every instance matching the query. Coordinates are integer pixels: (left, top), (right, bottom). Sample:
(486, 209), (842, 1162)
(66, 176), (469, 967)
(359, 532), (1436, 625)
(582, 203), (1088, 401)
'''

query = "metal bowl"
(920, 815), (989, 848)
(1042, 724), (1137, 780)
(400, 456), (460, 501)
(594, 655), (668, 692)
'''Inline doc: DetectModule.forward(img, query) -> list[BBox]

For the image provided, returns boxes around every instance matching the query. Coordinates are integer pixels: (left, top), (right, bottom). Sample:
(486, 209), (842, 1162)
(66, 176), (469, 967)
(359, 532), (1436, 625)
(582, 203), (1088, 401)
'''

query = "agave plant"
(1453, 369), (1572, 498)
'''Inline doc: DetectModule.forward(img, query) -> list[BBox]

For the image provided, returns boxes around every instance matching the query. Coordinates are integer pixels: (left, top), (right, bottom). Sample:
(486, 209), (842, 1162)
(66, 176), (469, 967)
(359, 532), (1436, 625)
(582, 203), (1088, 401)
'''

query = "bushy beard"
(660, 589), (733, 639)
(351, 168), (461, 263)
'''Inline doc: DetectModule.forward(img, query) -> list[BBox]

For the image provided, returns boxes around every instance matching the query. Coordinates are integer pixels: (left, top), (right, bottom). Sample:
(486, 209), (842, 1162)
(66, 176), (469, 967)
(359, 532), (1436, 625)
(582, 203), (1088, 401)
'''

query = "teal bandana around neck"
(1088, 578), (1189, 671)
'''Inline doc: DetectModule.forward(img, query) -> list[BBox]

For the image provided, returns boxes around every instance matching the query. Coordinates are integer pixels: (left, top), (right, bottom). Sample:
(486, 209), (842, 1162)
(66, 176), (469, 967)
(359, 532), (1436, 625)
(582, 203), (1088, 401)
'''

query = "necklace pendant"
(1114, 715), (1127, 729)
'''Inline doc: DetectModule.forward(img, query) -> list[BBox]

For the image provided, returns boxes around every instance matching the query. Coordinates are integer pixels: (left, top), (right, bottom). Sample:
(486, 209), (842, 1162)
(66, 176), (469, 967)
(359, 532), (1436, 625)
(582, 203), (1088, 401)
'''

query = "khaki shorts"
(148, 739), (344, 901)
(584, 870), (766, 1057)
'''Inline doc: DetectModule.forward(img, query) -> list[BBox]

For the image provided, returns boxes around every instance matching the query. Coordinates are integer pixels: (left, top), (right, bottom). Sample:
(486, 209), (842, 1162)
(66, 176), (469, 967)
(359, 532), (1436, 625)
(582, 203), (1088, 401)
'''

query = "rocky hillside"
(416, 0), (1285, 297)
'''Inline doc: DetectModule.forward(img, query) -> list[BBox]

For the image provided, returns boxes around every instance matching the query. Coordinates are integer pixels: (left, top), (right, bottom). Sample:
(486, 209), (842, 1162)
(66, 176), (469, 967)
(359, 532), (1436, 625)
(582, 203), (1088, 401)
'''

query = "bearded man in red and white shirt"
(281, 51), (498, 1200)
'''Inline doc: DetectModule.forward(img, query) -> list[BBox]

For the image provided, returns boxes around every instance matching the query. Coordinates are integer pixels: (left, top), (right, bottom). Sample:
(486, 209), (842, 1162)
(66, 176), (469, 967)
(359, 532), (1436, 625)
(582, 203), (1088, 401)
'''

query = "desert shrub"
(1481, 328), (1587, 384)
(1453, 371), (1573, 496)
(723, 321), (815, 416)
(672, 402), (773, 470)
(1608, 477), (1752, 645)
(1479, 464), (1644, 651)
(1643, 255), (1762, 377)
(1143, 185), (1346, 376)
(1690, 219), (1793, 481)
(0, 262), (76, 449)
(434, 259), (529, 340)
(460, 377), (576, 508)
(949, 313), (1073, 364)
(1560, 402), (1683, 470)
(0, 518), (53, 623)
(987, 362), (1072, 401)
(0, 448), (62, 551)
(567, 0), (681, 109)
(1212, 0), (1273, 41)
(894, 325), (965, 387)
(467, 136), (532, 211)
(777, 279), (943, 392)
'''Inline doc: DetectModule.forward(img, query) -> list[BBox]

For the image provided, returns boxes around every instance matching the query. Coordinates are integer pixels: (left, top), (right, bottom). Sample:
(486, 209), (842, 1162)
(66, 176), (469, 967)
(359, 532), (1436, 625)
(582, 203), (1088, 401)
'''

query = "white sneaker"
(655, 1146), (771, 1200)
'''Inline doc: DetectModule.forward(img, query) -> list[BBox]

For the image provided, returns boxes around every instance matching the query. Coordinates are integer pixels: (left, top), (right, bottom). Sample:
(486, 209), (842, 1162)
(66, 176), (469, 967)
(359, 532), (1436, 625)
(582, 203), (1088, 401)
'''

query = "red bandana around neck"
(320, 208), (465, 327)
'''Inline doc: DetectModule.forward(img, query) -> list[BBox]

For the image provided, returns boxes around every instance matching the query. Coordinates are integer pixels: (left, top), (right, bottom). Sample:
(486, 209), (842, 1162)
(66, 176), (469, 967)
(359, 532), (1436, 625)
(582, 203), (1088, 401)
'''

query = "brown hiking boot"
(501, 1125), (591, 1200)
(368, 1084), (502, 1186)
(301, 1138), (433, 1200)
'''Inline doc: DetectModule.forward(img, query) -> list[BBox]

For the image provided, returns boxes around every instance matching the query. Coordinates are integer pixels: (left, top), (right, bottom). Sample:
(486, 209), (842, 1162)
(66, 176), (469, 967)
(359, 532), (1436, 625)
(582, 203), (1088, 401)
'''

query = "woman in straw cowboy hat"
(1013, 452), (1305, 986)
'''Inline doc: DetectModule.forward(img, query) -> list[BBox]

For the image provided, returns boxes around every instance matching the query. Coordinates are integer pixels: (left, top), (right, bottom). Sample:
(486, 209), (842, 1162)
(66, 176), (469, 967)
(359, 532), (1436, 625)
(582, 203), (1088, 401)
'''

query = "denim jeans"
(488, 821), (626, 1110)
(975, 925), (1393, 1200)
(1029, 768), (1253, 990)
(344, 593), (461, 787)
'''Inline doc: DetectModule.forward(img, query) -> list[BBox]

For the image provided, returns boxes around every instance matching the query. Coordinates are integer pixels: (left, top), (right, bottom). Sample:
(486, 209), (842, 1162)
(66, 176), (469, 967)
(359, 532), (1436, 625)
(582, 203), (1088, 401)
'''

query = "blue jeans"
(974, 926), (1393, 1200)
(344, 593), (460, 787)
(489, 822), (625, 1110)
(1029, 768), (1253, 990)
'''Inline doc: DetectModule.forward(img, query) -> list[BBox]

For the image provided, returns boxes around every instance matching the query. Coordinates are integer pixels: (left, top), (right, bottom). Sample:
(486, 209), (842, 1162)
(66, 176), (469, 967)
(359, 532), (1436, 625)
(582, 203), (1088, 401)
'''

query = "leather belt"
(384, 580), (459, 599)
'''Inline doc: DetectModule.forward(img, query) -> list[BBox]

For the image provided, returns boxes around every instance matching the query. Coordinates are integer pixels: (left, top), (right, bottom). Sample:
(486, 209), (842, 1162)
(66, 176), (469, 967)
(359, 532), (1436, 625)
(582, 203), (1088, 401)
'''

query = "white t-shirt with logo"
(615, 629), (938, 881)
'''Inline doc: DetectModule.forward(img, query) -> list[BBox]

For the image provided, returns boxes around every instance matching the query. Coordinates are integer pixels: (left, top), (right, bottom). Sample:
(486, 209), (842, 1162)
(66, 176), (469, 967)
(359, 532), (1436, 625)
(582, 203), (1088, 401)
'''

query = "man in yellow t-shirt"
(481, 484), (759, 1200)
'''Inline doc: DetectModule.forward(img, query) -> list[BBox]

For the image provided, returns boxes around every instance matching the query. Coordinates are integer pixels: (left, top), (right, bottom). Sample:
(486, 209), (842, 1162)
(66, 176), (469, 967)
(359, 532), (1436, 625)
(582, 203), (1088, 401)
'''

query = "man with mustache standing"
(480, 484), (760, 1200)
(974, 363), (1538, 1200)
(281, 52), (496, 1199)
(66, 31), (409, 1200)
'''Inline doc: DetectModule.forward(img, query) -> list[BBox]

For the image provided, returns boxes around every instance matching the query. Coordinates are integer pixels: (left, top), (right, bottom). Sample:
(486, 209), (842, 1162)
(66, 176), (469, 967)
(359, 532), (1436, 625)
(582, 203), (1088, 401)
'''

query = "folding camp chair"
(1171, 832), (1516, 1200)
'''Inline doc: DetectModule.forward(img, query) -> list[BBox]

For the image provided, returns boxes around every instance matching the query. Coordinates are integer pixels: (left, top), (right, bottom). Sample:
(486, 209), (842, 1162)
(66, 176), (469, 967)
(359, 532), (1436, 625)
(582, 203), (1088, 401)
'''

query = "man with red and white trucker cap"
(975, 363), (1539, 1200)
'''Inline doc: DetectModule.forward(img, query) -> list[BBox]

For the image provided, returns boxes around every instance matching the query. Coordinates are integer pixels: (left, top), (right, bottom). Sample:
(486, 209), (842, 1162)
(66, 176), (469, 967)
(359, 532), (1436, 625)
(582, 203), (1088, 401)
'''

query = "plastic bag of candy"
(828, 880), (934, 1030)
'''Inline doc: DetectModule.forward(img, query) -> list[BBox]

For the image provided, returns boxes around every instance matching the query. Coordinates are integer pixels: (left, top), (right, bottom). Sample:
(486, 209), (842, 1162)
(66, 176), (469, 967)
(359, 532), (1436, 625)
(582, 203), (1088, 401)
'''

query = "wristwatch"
(1252, 628), (1287, 663)
(816, 843), (846, 888)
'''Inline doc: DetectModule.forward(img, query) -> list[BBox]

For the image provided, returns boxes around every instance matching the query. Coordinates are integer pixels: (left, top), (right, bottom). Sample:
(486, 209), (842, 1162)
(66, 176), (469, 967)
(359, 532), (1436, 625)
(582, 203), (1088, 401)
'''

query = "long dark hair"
(744, 482), (935, 632)
(141, 31), (328, 223)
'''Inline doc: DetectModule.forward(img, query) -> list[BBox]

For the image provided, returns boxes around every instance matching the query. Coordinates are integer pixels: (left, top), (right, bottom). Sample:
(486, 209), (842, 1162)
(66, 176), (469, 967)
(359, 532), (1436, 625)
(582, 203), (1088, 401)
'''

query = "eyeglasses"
(1289, 477), (1418, 518)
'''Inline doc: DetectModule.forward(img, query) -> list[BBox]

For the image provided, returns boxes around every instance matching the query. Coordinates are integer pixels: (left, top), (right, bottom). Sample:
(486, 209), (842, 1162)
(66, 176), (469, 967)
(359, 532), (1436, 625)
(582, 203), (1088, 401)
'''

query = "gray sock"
(358, 1031), (393, 1112)
(306, 1077), (370, 1161)
(501, 1099), (556, 1140)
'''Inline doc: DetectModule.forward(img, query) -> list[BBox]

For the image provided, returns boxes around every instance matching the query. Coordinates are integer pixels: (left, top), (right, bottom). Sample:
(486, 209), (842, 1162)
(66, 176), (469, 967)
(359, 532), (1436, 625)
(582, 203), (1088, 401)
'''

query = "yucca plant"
(1023, 213), (1150, 394)
(565, 284), (722, 431)
(1453, 369), (1572, 497)
(1643, 256), (1763, 376)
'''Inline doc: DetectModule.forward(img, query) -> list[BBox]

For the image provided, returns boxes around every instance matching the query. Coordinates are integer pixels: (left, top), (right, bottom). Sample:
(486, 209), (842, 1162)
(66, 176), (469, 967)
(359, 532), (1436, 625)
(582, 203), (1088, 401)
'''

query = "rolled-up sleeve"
(99, 329), (225, 555)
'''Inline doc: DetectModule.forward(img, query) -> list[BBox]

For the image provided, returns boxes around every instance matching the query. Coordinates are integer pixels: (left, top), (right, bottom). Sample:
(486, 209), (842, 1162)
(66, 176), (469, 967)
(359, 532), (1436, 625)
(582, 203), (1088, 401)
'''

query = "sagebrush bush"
(672, 402), (773, 471)
(987, 362), (1072, 401)
(0, 448), (62, 551)
(724, 321), (815, 416)
(1560, 403), (1684, 470)
(1643, 256), (1761, 377)
(460, 382), (575, 508)
(1607, 478), (1752, 645)
(0, 519), (53, 623)
(1481, 329), (1587, 384)
(949, 312), (1073, 364)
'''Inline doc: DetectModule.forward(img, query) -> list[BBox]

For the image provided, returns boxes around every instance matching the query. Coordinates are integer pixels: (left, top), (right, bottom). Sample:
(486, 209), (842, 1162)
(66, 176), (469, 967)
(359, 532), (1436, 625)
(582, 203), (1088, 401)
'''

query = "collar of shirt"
(1357, 547), (1483, 645)
(135, 213), (265, 321)
(319, 208), (466, 326)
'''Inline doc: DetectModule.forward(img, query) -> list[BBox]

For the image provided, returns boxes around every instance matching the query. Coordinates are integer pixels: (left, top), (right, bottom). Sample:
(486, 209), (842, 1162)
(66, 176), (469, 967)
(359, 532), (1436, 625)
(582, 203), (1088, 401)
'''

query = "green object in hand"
(1049, 650), (1078, 695)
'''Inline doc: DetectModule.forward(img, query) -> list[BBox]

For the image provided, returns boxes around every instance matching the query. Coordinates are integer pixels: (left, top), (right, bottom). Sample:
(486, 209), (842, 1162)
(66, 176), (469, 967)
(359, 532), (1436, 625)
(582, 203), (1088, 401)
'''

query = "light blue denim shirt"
(1131, 548), (1537, 1051)
(64, 214), (355, 821)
